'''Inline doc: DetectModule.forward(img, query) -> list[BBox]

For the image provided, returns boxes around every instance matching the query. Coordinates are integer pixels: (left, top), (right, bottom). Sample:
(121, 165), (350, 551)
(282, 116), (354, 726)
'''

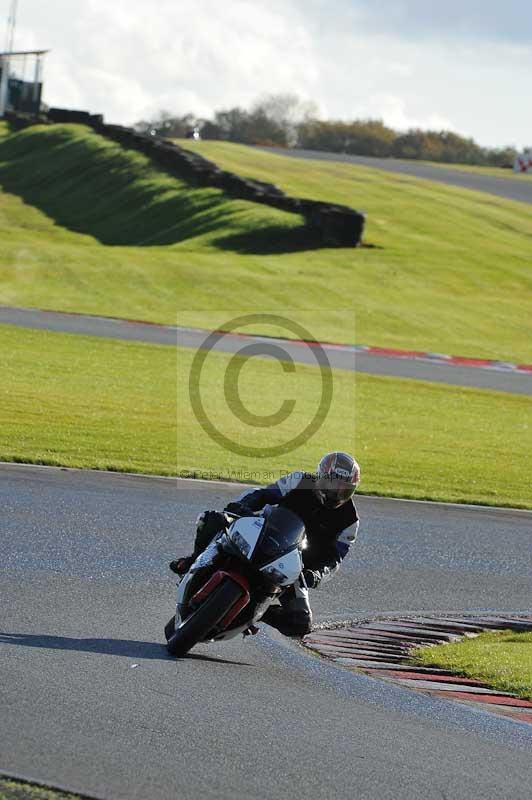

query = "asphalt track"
(2, 464), (532, 799)
(2, 129), (531, 800)
(260, 146), (532, 206)
(1, 305), (532, 396)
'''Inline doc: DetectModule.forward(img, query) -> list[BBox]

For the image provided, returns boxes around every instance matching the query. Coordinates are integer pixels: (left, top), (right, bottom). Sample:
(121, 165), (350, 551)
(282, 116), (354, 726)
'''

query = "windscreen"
(253, 506), (306, 564)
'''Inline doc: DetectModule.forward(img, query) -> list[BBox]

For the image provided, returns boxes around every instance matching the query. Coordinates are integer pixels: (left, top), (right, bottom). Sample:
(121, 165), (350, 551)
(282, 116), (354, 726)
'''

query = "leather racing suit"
(194, 471), (360, 636)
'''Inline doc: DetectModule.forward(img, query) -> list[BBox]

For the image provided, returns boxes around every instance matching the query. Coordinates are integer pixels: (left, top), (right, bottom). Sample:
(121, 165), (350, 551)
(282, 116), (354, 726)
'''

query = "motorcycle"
(164, 506), (307, 657)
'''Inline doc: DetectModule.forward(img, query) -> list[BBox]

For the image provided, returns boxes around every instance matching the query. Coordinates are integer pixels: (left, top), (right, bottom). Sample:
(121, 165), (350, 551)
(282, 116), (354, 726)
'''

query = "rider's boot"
(261, 598), (312, 637)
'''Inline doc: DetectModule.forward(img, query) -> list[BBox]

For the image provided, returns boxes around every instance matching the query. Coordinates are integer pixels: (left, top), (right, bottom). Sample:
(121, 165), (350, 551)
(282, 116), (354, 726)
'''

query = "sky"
(6, 0), (532, 148)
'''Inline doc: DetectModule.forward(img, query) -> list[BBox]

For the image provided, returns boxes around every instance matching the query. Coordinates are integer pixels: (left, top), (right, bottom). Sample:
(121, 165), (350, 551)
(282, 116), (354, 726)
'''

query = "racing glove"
(196, 509), (227, 534)
(224, 501), (253, 517)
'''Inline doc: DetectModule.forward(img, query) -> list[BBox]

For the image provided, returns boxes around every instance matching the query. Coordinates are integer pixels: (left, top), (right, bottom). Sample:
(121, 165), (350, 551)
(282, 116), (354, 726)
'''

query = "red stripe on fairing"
(192, 570), (250, 616)
(212, 570), (251, 628)
(191, 570), (251, 630)
(220, 590), (251, 629)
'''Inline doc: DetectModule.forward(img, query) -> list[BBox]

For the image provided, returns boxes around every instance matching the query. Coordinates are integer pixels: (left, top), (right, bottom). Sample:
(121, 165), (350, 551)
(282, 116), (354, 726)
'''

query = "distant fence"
(4, 108), (366, 247)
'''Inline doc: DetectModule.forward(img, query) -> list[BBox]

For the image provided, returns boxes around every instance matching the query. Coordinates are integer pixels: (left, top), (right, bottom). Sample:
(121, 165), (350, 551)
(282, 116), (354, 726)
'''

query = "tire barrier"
(4, 108), (366, 247)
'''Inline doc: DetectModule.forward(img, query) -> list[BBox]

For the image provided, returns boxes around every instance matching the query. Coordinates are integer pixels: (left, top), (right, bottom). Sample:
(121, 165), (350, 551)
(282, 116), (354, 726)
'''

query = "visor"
(315, 477), (356, 508)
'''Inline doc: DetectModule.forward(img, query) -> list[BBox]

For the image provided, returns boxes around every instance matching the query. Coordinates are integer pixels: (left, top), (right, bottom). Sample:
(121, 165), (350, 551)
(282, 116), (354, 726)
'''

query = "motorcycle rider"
(170, 451), (361, 636)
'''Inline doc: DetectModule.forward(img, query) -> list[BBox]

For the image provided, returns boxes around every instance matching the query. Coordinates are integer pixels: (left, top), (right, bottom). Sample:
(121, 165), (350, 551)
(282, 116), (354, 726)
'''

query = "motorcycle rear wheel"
(166, 578), (245, 657)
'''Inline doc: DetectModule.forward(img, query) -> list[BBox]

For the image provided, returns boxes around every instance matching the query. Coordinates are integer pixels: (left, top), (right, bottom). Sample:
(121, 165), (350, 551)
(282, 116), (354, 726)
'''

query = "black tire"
(166, 579), (245, 657)
(164, 615), (176, 642)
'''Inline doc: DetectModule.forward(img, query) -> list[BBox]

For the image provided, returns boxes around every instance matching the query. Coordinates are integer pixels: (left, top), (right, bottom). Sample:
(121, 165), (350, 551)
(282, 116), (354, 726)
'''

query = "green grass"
(0, 124), (302, 247)
(412, 630), (532, 700)
(0, 324), (178, 475)
(0, 124), (531, 361)
(0, 777), (82, 800)
(1, 324), (531, 508)
(178, 137), (532, 183)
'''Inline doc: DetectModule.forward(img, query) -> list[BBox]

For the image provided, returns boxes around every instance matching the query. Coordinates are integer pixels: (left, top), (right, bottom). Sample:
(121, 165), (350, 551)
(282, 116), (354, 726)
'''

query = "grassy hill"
(1, 124), (531, 506)
(0, 123), (302, 247)
(0, 123), (531, 361)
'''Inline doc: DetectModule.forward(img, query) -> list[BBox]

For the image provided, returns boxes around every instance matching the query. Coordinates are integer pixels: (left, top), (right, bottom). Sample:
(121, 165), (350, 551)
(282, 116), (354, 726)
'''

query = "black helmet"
(315, 452), (360, 509)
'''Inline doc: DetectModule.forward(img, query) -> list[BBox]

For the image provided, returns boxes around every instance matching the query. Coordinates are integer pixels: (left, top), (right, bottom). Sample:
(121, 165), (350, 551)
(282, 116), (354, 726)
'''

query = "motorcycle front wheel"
(166, 578), (245, 657)
(164, 615), (176, 642)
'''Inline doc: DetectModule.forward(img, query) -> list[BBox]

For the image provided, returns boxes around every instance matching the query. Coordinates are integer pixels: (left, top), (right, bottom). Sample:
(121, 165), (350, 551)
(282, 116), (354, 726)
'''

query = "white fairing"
(174, 538), (220, 624)
(227, 516), (265, 559)
(260, 547), (303, 587)
(172, 515), (303, 642)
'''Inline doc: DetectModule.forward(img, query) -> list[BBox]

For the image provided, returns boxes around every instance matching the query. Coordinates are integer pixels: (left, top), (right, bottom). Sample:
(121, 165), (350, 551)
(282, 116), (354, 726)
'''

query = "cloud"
(322, 0), (532, 46)
(16, 0), (320, 123)
(350, 94), (456, 133)
(9, 0), (532, 147)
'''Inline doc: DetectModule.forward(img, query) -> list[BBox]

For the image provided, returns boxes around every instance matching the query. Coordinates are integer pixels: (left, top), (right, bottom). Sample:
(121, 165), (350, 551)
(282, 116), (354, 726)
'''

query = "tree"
(297, 118), (395, 156)
(134, 110), (199, 138)
(133, 100), (518, 167)
(198, 103), (288, 146)
(252, 93), (319, 147)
